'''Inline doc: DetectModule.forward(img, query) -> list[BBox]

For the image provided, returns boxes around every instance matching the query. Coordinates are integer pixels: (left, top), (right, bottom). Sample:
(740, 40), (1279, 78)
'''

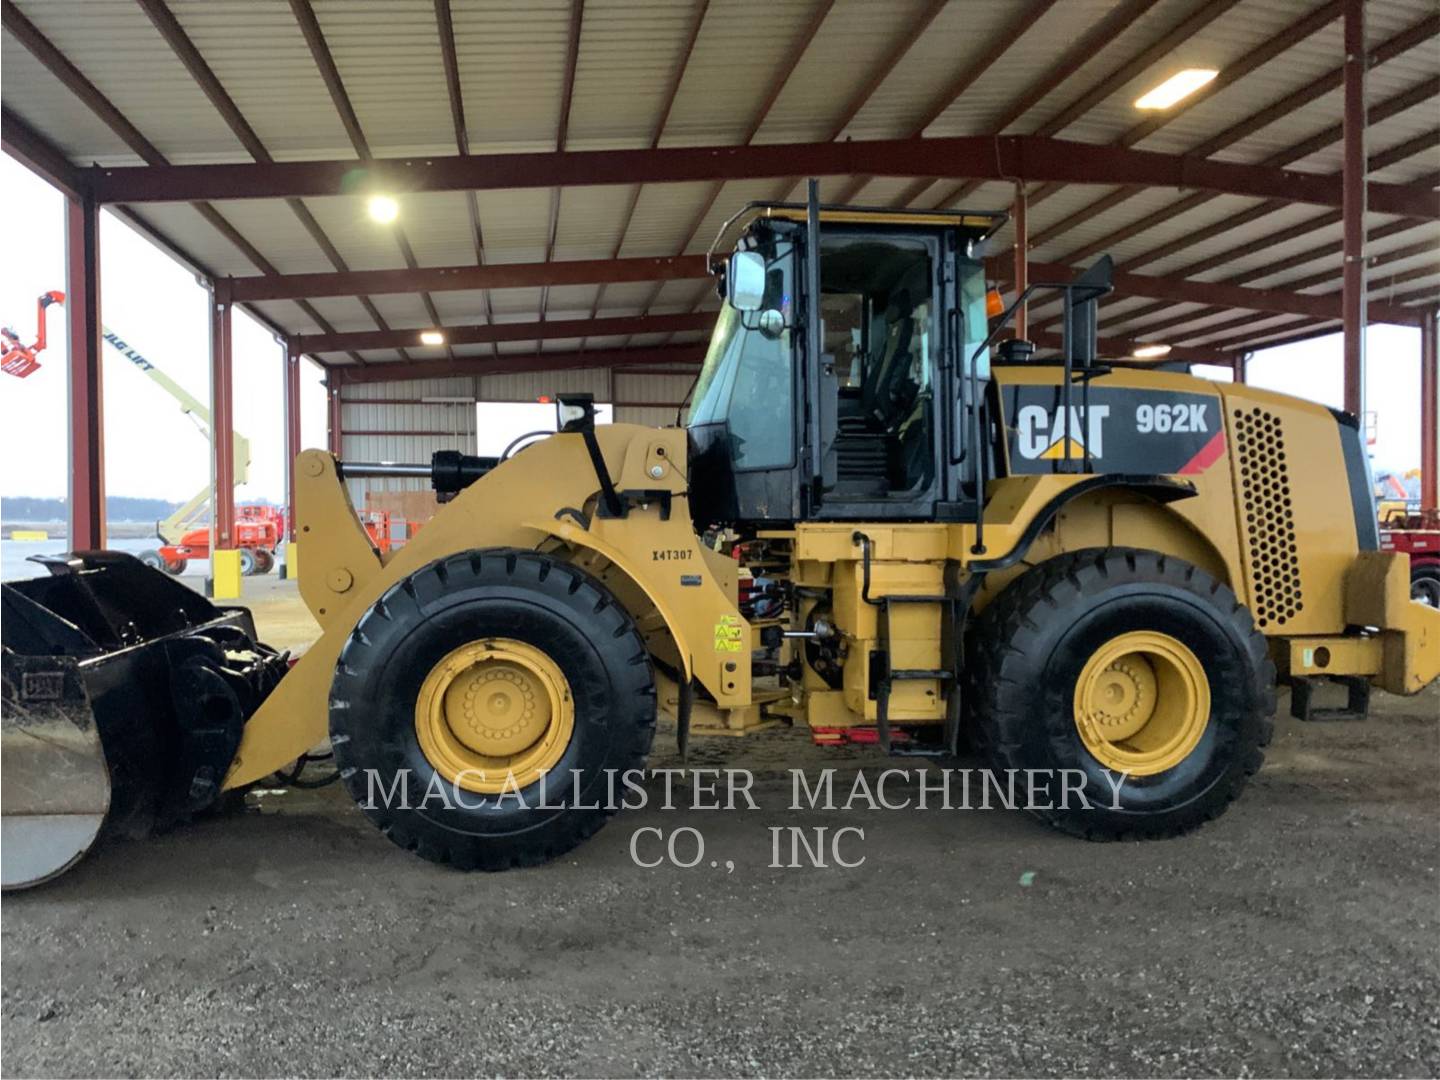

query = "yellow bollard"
(210, 548), (243, 600)
(282, 541), (299, 581)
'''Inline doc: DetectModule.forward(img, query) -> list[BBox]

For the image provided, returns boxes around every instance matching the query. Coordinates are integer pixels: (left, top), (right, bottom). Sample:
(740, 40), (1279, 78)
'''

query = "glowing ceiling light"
(367, 195), (399, 224)
(1135, 69), (1219, 110)
(1132, 343), (1173, 359)
(419, 330), (446, 346)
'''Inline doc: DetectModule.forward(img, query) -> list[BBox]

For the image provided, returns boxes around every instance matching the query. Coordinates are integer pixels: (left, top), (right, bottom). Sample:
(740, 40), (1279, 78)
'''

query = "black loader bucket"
(1, 552), (287, 889)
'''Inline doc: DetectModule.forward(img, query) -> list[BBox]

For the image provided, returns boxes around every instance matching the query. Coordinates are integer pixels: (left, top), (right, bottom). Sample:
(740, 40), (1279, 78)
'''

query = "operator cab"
(686, 201), (1004, 527)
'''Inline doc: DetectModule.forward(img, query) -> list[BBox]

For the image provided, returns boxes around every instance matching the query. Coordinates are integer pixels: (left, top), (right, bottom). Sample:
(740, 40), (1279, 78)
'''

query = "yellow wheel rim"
(415, 638), (574, 794)
(1072, 630), (1210, 776)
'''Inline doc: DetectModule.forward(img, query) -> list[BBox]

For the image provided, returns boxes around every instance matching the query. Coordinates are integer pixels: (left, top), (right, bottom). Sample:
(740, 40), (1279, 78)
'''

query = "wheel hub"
(1073, 631), (1209, 776)
(1085, 657), (1158, 742)
(416, 639), (574, 793)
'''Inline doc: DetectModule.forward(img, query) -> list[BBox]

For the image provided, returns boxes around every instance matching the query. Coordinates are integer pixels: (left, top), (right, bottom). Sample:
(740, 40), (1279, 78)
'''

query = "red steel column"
(1341, 0), (1367, 417)
(1422, 309), (1438, 514)
(284, 341), (302, 541)
(1013, 181), (1028, 340)
(65, 192), (105, 549)
(209, 290), (235, 552)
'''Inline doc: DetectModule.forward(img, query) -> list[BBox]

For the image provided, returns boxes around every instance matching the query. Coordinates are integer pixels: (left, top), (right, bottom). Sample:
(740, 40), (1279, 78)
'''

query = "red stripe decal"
(1177, 429), (1227, 475)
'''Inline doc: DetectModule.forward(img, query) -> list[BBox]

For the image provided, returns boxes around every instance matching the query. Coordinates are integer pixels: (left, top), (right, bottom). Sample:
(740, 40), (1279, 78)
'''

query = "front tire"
(330, 548), (656, 870)
(970, 548), (1274, 839)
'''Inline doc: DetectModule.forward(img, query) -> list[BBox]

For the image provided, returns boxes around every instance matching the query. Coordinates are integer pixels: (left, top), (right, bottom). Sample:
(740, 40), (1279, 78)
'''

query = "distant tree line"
(2, 495), (180, 523)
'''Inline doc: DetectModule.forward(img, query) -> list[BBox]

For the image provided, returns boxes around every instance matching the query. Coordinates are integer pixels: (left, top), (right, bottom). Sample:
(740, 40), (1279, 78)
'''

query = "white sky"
(0, 155), (328, 503)
(0, 153), (1427, 501)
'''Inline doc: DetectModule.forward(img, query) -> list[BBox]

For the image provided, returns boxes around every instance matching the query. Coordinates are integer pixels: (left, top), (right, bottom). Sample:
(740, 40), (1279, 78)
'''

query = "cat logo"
(1016, 405), (1111, 460)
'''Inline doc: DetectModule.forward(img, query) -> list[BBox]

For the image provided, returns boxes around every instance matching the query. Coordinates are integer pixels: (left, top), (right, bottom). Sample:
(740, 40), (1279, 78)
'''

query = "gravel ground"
(3, 684), (1437, 1078)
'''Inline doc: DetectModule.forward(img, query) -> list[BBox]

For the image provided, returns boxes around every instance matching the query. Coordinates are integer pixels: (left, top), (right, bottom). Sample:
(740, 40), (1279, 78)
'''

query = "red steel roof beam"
(1032, 153), (1440, 335)
(1026, 11), (1440, 256)
(1022, 259), (1423, 325)
(1051, 70), (1440, 269)
(940, 0), (1250, 213)
(138, 0), (392, 360)
(288, 0), (446, 358)
(539, 0), (585, 321)
(292, 311), (714, 355)
(87, 136), (1438, 219)
(1, 0), (354, 357)
(837, 0), (1063, 209)
(229, 253), (710, 303)
(1089, 224), (1436, 338)
(331, 344), (709, 385)
(585, 0), (710, 331)
(1126, 263), (1440, 347)
(649, 0), (835, 316)
(1011, 1), (1341, 236)
(0, 107), (85, 200)
(434, 0), (496, 345)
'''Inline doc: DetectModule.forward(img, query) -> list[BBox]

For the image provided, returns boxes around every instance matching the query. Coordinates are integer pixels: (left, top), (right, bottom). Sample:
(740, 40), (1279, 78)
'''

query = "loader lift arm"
(97, 327), (251, 543)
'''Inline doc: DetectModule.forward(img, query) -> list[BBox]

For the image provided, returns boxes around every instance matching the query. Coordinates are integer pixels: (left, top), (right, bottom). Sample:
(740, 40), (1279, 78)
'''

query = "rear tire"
(165, 558), (187, 576)
(253, 548), (275, 575)
(330, 548), (656, 870)
(969, 548), (1274, 840)
(139, 549), (165, 571)
(239, 548), (258, 576)
(1412, 566), (1440, 608)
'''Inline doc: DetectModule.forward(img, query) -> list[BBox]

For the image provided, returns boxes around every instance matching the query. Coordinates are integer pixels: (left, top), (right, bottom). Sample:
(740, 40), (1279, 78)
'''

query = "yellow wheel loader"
(5, 186), (1438, 886)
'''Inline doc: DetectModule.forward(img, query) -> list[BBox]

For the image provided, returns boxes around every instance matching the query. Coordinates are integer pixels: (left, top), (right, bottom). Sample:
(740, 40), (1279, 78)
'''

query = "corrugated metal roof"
(2, 0), (1435, 374)
(168, 0), (356, 160)
(566, 0), (703, 151)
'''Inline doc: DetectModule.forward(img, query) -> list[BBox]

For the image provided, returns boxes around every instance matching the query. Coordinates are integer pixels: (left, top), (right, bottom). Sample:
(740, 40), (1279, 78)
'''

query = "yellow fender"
(224, 426), (748, 788)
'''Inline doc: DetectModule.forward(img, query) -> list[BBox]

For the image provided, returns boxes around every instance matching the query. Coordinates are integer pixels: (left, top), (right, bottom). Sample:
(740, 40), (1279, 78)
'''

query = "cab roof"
(708, 201), (1008, 265)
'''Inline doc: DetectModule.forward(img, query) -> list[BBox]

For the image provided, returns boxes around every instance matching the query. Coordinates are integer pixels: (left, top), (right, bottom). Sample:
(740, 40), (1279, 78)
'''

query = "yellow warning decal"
(714, 614), (745, 653)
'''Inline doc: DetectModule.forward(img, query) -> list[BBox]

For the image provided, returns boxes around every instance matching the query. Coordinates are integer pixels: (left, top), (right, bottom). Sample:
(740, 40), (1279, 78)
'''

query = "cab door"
(804, 228), (954, 522)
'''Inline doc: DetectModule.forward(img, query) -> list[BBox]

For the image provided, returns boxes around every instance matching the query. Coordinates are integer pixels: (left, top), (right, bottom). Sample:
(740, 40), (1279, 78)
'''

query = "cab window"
(821, 233), (935, 498)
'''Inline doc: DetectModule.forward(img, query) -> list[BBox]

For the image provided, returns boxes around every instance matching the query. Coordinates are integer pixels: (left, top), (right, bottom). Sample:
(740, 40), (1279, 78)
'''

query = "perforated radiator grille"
(1233, 406), (1303, 628)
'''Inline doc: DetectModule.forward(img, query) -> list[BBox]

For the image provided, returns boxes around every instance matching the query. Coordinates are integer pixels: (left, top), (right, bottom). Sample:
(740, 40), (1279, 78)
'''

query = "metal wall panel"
(478, 368), (610, 400)
(615, 405), (679, 428)
(339, 376), (476, 502)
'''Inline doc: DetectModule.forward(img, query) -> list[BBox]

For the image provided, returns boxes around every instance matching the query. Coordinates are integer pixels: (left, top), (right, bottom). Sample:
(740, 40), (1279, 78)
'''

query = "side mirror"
(757, 309), (786, 338)
(728, 251), (766, 312)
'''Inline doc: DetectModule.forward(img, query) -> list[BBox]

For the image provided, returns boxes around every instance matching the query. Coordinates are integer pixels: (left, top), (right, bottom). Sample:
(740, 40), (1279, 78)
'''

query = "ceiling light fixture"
(1132, 343), (1173, 359)
(367, 195), (399, 224)
(1135, 69), (1218, 110)
(419, 330), (446, 346)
